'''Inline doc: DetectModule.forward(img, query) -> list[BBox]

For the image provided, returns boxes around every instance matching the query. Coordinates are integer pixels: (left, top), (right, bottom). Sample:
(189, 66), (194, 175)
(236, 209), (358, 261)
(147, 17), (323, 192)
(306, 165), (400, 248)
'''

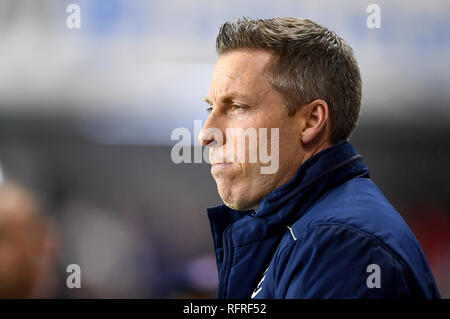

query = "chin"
(223, 200), (245, 210)
(224, 201), (251, 211)
(216, 180), (260, 211)
(220, 192), (257, 211)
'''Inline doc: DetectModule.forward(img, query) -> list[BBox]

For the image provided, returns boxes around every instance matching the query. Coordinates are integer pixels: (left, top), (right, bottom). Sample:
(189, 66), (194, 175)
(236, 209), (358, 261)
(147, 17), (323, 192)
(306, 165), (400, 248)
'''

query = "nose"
(198, 110), (224, 147)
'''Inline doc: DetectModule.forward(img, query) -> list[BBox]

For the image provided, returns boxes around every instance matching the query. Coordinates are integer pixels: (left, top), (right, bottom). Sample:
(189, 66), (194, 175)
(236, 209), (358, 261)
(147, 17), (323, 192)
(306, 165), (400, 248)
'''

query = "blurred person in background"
(0, 181), (54, 298)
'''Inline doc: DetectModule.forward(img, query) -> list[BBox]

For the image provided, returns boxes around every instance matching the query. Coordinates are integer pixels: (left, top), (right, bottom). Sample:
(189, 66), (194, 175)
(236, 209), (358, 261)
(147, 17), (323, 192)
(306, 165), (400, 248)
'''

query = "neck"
(301, 139), (333, 165)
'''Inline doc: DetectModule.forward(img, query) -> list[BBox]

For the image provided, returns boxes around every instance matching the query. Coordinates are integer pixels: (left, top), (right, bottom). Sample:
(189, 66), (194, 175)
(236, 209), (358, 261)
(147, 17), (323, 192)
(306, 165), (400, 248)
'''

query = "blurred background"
(0, 0), (449, 298)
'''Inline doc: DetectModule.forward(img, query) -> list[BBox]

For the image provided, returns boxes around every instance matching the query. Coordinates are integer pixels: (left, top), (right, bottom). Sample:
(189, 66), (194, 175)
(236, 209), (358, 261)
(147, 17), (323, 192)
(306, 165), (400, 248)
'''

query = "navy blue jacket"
(207, 141), (441, 298)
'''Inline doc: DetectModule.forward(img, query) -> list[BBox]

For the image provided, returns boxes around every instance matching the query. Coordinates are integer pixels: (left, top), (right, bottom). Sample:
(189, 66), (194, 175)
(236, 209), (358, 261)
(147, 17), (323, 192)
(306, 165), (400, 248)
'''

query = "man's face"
(200, 49), (305, 210)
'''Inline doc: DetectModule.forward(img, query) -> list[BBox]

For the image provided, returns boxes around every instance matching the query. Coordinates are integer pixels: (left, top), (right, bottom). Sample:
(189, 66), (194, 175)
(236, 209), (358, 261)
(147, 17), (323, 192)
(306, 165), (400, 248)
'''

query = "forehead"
(208, 50), (273, 101)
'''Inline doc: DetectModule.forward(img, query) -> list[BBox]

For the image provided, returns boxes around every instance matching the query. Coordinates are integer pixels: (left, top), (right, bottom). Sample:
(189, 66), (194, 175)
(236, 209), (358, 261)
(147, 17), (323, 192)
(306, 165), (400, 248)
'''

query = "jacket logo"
(251, 267), (269, 298)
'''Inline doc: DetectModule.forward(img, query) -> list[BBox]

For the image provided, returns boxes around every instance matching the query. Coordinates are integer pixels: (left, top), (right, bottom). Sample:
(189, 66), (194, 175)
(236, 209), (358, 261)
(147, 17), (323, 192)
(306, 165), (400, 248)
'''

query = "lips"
(211, 162), (234, 172)
(211, 162), (233, 167)
(211, 158), (233, 165)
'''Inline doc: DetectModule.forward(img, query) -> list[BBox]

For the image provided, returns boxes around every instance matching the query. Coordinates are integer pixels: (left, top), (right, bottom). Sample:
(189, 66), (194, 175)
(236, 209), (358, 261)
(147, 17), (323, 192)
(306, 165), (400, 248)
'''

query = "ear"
(298, 99), (329, 144)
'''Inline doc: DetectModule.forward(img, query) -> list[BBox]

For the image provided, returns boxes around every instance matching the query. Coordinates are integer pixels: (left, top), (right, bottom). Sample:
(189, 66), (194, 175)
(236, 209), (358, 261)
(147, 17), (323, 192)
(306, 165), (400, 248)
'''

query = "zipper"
(217, 225), (233, 298)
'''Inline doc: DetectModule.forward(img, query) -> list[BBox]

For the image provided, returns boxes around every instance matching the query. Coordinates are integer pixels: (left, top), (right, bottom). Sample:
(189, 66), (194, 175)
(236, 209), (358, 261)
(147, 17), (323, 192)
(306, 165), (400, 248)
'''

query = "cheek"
(274, 113), (299, 144)
(214, 164), (258, 200)
(212, 163), (253, 191)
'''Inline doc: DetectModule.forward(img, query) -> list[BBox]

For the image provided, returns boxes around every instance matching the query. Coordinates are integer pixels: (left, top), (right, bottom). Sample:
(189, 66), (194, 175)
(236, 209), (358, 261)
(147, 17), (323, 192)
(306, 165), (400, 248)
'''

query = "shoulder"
(290, 177), (420, 261)
(269, 177), (438, 298)
(271, 222), (409, 298)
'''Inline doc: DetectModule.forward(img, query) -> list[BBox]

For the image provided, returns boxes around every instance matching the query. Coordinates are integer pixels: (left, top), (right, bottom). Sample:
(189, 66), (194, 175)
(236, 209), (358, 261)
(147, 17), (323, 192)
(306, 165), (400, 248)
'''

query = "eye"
(206, 106), (213, 113)
(231, 104), (244, 111)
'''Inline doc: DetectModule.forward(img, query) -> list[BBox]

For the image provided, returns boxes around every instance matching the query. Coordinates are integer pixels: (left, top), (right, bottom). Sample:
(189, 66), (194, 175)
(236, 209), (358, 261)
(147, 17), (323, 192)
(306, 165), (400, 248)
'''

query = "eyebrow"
(202, 93), (253, 106)
(203, 96), (212, 105)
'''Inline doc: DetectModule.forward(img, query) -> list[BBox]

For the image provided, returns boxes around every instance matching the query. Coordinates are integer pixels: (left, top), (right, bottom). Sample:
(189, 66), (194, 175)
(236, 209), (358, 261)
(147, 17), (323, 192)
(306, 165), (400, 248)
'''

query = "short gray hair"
(216, 17), (362, 143)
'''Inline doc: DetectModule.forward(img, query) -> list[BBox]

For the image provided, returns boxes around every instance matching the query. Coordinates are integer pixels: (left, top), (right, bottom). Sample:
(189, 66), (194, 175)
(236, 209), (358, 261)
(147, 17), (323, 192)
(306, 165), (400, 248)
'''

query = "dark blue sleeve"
(274, 223), (412, 298)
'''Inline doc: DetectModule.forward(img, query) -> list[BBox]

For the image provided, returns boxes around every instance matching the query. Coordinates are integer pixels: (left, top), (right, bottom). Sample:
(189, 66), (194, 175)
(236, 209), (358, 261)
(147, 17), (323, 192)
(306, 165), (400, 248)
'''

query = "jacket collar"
(207, 141), (370, 244)
(257, 140), (368, 218)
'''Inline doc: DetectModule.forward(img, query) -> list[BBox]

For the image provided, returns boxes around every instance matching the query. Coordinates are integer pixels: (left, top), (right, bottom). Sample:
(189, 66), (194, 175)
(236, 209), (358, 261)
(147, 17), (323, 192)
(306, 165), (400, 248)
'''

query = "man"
(0, 182), (49, 298)
(198, 17), (440, 298)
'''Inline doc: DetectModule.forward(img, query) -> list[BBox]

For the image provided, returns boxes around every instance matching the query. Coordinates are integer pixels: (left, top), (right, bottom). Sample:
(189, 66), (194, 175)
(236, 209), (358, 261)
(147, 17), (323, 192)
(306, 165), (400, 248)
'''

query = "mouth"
(211, 162), (233, 167)
(211, 162), (234, 171)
